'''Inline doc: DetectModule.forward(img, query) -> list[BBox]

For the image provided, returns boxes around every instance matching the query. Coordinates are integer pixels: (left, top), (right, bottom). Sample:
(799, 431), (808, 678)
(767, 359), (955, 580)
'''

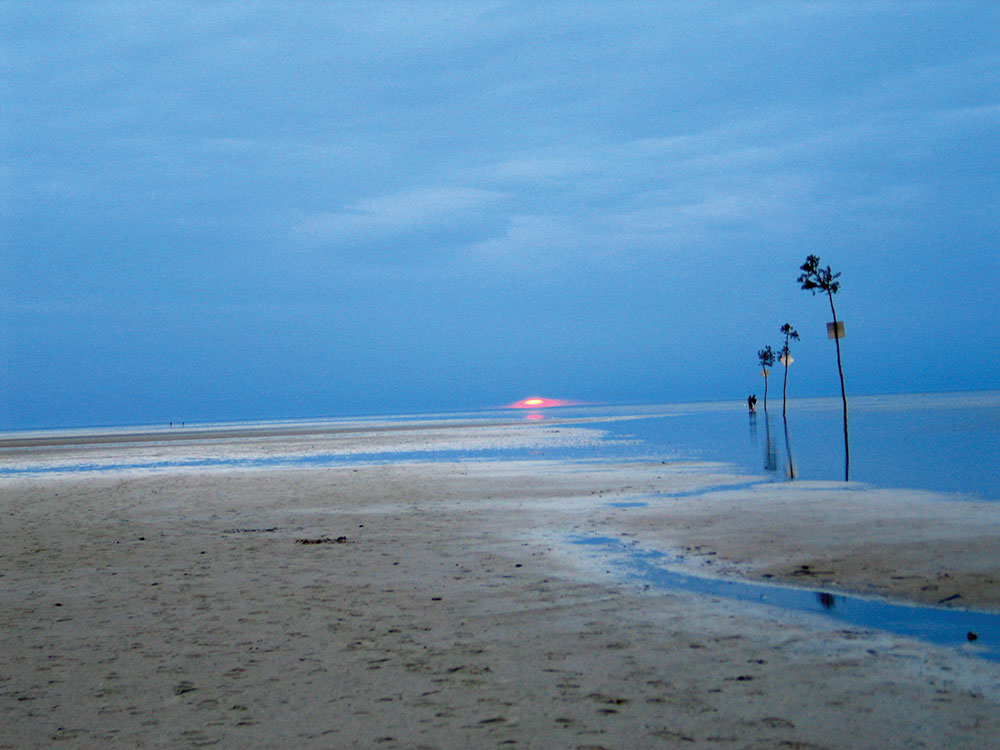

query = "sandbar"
(2, 420), (999, 748)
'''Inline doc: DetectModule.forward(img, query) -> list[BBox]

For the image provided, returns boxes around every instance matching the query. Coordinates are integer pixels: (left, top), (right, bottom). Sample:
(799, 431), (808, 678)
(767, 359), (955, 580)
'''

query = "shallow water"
(540, 391), (1000, 501)
(573, 534), (1000, 662)
(2, 392), (998, 501)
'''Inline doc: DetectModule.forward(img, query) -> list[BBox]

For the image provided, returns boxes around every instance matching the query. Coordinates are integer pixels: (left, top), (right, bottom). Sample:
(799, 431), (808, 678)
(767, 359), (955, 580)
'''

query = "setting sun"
(505, 396), (574, 409)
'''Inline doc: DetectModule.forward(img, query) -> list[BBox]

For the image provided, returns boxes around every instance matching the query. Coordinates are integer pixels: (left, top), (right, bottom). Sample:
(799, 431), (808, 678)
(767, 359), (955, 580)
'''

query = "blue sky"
(2, 2), (998, 428)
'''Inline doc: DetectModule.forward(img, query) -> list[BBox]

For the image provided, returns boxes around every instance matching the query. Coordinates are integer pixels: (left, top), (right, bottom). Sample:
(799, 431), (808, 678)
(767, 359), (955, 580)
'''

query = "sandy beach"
(3, 420), (1000, 749)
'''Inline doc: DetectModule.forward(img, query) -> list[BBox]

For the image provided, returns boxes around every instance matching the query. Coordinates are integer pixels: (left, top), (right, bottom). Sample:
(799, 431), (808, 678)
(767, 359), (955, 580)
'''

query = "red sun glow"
(505, 396), (574, 409)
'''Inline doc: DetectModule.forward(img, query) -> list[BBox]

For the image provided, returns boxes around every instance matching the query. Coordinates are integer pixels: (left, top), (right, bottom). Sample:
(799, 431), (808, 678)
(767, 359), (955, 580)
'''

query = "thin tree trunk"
(828, 291), (849, 481)
(782, 338), (789, 418)
(783, 415), (796, 478)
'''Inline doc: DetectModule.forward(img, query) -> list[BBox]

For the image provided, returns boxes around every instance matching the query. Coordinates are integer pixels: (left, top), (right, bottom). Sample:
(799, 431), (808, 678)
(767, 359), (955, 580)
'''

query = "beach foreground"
(2, 420), (1000, 748)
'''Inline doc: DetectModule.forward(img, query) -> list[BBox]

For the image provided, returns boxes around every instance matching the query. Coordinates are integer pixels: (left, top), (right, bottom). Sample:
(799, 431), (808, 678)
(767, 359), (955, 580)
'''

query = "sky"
(2, 1), (998, 429)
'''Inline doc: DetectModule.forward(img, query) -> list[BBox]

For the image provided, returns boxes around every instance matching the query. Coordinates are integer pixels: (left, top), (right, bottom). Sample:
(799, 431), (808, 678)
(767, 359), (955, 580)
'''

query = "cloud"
(294, 185), (506, 245)
(463, 214), (592, 268)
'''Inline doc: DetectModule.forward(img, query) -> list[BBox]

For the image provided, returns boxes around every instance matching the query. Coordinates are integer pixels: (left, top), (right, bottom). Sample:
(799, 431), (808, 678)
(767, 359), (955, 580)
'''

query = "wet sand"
(2, 422), (1000, 748)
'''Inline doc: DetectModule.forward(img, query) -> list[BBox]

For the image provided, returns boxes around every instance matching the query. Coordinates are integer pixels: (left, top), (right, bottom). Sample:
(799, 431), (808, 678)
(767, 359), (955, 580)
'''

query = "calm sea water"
(551, 391), (1000, 502)
(2, 392), (997, 502)
(437, 391), (999, 501)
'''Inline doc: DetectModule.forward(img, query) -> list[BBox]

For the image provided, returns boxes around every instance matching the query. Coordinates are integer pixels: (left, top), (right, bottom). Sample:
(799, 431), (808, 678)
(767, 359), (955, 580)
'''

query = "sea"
(2, 390), (997, 502)
(373, 390), (999, 501)
(536, 390), (1000, 502)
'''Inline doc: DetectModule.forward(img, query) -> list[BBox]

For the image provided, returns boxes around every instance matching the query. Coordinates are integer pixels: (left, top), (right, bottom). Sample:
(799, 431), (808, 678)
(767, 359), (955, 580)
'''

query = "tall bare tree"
(778, 323), (800, 417)
(798, 255), (849, 480)
(757, 345), (776, 413)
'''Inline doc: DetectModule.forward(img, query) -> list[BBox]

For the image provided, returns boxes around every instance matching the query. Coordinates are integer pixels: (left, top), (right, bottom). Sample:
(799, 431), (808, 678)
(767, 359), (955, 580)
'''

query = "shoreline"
(3, 423), (1000, 747)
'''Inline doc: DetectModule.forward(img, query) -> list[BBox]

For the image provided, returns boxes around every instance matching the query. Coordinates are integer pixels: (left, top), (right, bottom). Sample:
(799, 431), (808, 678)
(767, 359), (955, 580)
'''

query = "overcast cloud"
(2, 2), (998, 427)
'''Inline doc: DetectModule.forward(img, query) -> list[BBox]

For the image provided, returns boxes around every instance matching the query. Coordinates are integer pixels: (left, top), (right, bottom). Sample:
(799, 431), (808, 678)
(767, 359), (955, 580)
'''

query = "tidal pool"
(572, 534), (1000, 663)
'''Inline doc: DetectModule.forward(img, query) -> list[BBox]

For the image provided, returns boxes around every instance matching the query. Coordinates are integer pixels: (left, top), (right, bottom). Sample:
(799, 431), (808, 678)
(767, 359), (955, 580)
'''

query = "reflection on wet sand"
(751, 413), (797, 480)
(763, 414), (779, 473)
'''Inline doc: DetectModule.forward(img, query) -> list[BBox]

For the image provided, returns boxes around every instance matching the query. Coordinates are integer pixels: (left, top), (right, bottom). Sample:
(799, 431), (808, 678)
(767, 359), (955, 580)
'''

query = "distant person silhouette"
(748, 394), (757, 412)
